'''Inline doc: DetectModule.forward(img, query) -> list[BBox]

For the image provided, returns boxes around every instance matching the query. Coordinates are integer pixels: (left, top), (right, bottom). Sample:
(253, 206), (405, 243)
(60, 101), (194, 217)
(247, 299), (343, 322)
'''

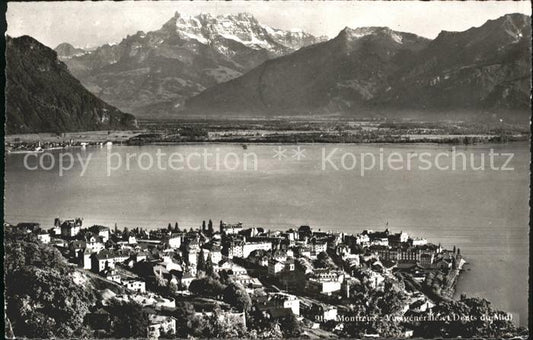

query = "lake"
(4, 142), (529, 326)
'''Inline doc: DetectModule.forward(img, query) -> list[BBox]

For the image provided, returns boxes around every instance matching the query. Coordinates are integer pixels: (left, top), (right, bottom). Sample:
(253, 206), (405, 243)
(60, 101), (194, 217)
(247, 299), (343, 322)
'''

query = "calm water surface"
(4, 143), (529, 326)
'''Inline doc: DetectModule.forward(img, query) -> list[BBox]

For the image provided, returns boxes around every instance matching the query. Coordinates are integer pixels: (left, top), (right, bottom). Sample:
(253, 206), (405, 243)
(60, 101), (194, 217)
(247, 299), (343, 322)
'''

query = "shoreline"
(5, 138), (529, 153)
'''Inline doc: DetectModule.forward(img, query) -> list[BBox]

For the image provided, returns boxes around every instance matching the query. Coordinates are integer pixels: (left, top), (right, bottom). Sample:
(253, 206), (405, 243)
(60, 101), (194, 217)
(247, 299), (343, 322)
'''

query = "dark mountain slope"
(185, 27), (430, 115)
(378, 13), (531, 115)
(184, 13), (531, 121)
(6, 35), (136, 134)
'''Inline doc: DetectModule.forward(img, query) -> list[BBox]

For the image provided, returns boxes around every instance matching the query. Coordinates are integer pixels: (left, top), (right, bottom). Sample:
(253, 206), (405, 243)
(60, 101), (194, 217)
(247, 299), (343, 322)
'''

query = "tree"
(197, 252), (206, 272)
(223, 283), (252, 312)
(5, 266), (93, 338)
(189, 277), (226, 298)
(202, 220), (206, 232)
(279, 313), (303, 338)
(247, 308), (283, 338)
(194, 306), (248, 338)
(205, 257), (215, 276)
(208, 220), (213, 235)
(174, 222), (180, 232)
(168, 223), (172, 231)
(172, 302), (197, 337)
(5, 234), (66, 273)
(315, 251), (335, 269)
(106, 299), (150, 338)
(4, 229), (93, 337)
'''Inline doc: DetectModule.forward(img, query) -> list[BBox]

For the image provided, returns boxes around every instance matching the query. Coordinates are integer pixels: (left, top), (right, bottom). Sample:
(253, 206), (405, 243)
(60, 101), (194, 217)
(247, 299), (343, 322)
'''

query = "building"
(434, 258), (453, 270)
(375, 246), (425, 264)
(160, 252), (173, 263)
(272, 249), (288, 262)
(410, 238), (428, 246)
(50, 226), (61, 236)
(285, 257), (295, 271)
(218, 260), (248, 276)
(368, 271), (385, 290)
(283, 230), (299, 242)
(187, 249), (198, 267)
(399, 248), (421, 262)
(92, 250), (130, 272)
(311, 241), (327, 254)
(88, 225), (110, 243)
(242, 241), (272, 258)
(308, 279), (341, 295)
(355, 233), (370, 245)
(322, 305), (338, 321)
(296, 246), (311, 258)
(69, 240), (87, 258)
(61, 218), (83, 238)
(209, 245), (222, 264)
(103, 269), (122, 283)
(133, 251), (148, 263)
(80, 249), (92, 269)
(82, 232), (105, 253)
(336, 244), (350, 256)
(123, 279), (146, 293)
(419, 253), (435, 267)
(307, 269), (345, 294)
(268, 259), (285, 276)
(220, 222), (244, 235)
(180, 272), (195, 289)
(166, 233), (182, 249)
(147, 314), (177, 339)
(226, 241), (244, 259)
(270, 293), (300, 316)
(36, 231), (51, 244)
(313, 269), (344, 283)
(369, 231), (389, 246)
(388, 231), (409, 246)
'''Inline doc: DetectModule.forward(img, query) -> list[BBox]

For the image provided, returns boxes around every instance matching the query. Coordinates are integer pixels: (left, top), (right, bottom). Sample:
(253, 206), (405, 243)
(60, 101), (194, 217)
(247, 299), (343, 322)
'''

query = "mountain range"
(10, 12), (531, 132)
(184, 13), (531, 121)
(5, 36), (137, 134)
(56, 12), (326, 118)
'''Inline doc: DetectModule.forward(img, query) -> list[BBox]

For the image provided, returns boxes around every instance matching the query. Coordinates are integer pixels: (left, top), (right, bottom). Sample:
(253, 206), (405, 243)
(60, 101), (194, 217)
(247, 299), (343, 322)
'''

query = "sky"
(6, 1), (532, 49)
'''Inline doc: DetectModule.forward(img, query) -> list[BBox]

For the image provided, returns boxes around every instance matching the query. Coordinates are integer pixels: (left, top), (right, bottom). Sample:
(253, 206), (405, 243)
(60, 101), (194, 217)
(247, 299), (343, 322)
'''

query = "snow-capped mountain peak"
(161, 11), (320, 51)
(55, 11), (323, 118)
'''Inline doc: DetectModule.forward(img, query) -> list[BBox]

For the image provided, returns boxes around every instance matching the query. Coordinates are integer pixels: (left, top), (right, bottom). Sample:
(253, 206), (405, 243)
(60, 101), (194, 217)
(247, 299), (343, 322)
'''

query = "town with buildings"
(3, 217), (486, 339)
